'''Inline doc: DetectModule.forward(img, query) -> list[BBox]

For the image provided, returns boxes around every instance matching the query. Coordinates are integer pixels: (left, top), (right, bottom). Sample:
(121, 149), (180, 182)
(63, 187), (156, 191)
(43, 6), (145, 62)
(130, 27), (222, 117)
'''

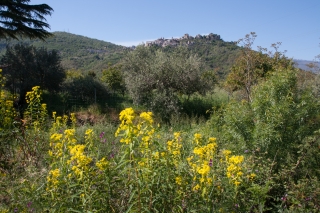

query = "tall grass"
(1, 71), (320, 212)
(180, 88), (229, 119)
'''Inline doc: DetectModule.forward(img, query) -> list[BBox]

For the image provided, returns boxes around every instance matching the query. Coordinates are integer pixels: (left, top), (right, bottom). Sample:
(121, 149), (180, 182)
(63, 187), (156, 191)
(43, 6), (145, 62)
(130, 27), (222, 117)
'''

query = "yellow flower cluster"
(188, 134), (217, 191)
(1, 100), (16, 127)
(49, 133), (64, 158)
(117, 107), (135, 130)
(85, 129), (94, 142)
(22, 86), (48, 128)
(139, 111), (155, 153)
(193, 133), (202, 145)
(115, 108), (155, 151)
(167, 132), (182, 166)
(52, 111), (56, 118)
(116, 108), (164, 184)
(0, 82), (17, 128)
(152, 151), (160, 160)
(46, 168), (60, 190)
(51, 112), (75, 133)
(68, 144), (93, 179)
(115, 108), (136, 144)
(49, 129), (74, 163)
(25, 86), (41, 104)
(193, 137), (217, 160)
(96, 157), (109, 171)
(247, 173), (256, 181)
(49, 128), (78, 158)
(139, 112), (153, 124)
(47, 118), (113, 203)
(175, 176), (182, 185)
(62, 115), (68, 125)
(224, 150), (244, 187)
(51, 112), (61, 132)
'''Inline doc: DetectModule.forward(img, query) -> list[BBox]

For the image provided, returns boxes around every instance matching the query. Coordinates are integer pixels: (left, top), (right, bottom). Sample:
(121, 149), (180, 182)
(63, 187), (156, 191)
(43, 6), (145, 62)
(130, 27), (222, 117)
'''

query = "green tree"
(101, 63), (125, 95)
(0, 0), (53, 40)
(61, 75), (109, 106)
(1, 44), (65, 107)
(123, 46), (213, 121)
(225, 32), (294, 102)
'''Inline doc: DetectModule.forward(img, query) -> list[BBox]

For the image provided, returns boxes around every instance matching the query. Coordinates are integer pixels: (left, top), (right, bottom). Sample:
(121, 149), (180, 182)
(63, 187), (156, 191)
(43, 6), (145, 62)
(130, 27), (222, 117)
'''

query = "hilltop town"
(145, 33), (222, 47)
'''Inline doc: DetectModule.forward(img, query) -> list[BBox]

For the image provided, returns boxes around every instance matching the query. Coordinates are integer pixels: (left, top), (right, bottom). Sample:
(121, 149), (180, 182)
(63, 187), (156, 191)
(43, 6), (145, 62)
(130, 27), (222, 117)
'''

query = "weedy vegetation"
(0, 32), (320, 212)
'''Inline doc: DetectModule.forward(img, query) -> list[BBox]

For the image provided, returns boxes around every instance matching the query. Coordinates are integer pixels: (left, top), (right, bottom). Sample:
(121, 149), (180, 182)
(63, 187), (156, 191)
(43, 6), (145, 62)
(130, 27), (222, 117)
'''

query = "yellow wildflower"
(50, 133), (63, 141)
(140, 111), (153, 124)
(234, 181), (241, 186)
(152, 151), (160, 160)
(197, 164), (210, 176)
(96, 157), (109, 171)
(47, 168), (60, 188)
(248, 173), (256, 180)
(193, 184), (200, 191)
(138, 161), (145, 167)
(175, 176), (182, 185)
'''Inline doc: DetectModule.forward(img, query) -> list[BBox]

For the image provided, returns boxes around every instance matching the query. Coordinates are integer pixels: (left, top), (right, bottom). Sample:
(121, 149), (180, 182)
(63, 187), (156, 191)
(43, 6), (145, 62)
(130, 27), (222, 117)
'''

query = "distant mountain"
(0, 32), (128, 71)
(293, 59), (320, 73)
(0, 32), (241, 78)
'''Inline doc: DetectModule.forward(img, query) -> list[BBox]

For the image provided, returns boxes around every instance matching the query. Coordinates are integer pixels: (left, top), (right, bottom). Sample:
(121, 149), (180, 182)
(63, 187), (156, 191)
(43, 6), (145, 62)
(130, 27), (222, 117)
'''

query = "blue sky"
(30, 0), (320, 61)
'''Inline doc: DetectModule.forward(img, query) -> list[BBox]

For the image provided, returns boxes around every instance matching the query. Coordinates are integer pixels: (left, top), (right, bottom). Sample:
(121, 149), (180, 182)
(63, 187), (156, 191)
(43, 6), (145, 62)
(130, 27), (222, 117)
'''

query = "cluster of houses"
(145, 33), (221, 47)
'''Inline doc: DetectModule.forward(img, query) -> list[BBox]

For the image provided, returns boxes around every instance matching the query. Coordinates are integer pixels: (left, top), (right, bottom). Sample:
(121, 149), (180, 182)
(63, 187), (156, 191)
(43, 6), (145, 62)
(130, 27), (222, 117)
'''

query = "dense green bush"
(122, 46), (214, 122)
(209, 68), (320, 211)
(214, 69), (320, 160)
(61, 75), (110, 107)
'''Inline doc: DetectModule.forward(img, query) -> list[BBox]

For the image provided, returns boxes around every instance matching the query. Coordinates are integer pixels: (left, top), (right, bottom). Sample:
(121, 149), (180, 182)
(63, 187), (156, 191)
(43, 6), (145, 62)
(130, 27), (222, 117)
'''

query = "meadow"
(1, 1), (319, 212)
(0, 66), (320, 213)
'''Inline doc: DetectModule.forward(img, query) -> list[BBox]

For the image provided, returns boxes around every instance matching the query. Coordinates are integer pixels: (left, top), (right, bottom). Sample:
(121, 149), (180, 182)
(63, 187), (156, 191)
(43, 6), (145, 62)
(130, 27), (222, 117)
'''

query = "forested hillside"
(140, 33), (241, 79)
(0, 32), (128, 71)
(0, 32), (315, 78)
(0, 32), (242, 78)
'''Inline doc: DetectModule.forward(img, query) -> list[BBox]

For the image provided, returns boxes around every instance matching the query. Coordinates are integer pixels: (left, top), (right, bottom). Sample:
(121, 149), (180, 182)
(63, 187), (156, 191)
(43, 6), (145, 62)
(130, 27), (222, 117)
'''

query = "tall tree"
(225, 32), (294, 102)
(101, 63), (125, 96)
(0, 0), (53, 40)
(1, 44), (65, 106)
(123, 46), (214, 121)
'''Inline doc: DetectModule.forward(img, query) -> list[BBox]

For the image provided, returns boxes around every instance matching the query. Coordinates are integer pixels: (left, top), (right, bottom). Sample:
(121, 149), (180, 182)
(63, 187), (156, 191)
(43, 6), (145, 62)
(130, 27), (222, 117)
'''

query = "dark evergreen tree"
(0, 0), (53, 40)
(1, 44), (65, 107)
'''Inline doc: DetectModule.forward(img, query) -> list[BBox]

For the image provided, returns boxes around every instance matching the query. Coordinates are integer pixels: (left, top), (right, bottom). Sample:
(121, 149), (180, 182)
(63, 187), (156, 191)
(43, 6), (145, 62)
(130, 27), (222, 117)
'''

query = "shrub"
(209, 68), (320, 210)
(122, 46), (214, 122)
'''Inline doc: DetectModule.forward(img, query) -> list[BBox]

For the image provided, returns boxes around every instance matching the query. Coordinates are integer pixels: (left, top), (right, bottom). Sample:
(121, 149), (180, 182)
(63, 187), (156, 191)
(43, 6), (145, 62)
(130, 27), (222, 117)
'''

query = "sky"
(30, 0), (320, 61)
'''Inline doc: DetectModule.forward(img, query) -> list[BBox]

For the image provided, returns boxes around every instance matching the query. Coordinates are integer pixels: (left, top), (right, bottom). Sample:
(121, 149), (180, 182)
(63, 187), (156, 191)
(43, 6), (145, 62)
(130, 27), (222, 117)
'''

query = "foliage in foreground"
(210, 68), (320, 211)
(0, 67), (320, 212)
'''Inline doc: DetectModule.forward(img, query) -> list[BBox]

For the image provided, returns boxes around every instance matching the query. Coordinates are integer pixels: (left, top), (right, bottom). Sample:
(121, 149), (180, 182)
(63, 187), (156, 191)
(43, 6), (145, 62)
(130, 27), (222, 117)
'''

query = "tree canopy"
(122, 46), (214, 121)
(1, 44), (65, 106)
(101, 63), (125, 95)
(225, 32), (294, 102)
(0, 0), (53, 40)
